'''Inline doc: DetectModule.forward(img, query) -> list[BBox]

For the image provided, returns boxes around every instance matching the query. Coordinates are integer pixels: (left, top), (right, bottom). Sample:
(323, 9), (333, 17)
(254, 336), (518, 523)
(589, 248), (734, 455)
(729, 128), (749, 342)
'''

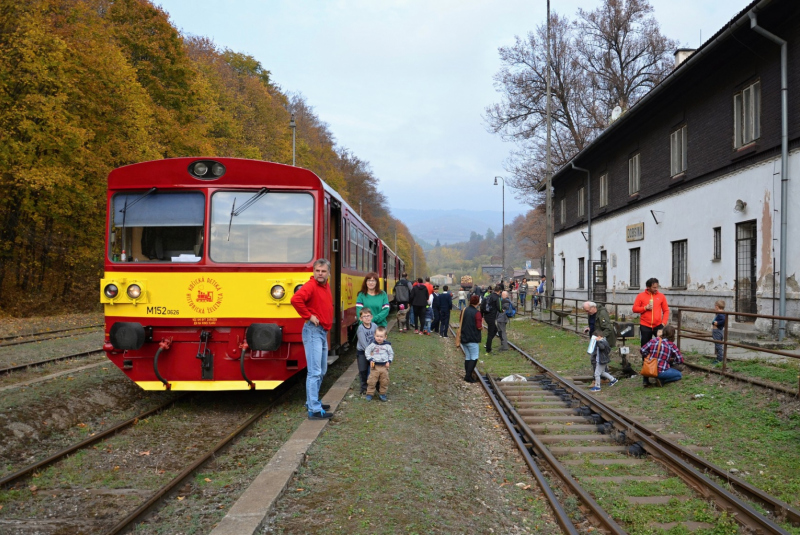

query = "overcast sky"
(156, 0), (739, 214)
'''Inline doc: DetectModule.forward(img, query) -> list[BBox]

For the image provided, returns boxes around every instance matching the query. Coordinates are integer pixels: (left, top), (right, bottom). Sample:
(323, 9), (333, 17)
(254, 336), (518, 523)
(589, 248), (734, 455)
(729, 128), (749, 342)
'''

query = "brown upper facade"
(553, 0), (800, 233)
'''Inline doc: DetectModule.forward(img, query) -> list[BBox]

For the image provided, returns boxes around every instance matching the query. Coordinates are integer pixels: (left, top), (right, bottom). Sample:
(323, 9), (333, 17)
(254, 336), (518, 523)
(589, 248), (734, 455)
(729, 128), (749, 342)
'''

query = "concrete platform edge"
(209, 359), (360, 535)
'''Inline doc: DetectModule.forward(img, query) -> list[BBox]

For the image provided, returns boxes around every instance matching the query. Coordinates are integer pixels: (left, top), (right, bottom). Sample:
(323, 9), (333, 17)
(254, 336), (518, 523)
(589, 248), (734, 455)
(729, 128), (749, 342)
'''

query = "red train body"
(100, 158), (403, 390)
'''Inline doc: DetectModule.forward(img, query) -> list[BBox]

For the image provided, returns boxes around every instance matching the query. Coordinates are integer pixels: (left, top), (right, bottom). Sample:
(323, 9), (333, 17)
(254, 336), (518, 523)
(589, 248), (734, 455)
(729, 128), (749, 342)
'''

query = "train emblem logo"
(186, 277), (224, 314)
(345, 278), (353, 302)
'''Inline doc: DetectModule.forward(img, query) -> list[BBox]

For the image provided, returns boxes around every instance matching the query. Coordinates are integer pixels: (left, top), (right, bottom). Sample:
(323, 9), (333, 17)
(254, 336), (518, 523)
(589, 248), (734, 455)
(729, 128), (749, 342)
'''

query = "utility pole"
(290, 113), (296, 166)
(545, 0), (554, 309)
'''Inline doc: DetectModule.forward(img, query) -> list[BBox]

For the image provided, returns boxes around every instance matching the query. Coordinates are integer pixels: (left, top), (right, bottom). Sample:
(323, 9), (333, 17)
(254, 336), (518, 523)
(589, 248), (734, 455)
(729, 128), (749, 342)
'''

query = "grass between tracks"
(267, 329), (561, 535)
(494, 319), (800, 534)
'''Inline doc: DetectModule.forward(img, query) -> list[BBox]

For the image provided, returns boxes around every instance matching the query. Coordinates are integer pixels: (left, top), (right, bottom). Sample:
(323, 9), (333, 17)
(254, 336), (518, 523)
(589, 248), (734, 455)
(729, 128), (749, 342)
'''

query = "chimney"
(674, 48), (696, 69)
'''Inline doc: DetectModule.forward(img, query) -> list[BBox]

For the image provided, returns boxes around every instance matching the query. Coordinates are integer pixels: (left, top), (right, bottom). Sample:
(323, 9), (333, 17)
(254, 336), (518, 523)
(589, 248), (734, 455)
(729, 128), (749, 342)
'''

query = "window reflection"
(210, 191), (314, 263)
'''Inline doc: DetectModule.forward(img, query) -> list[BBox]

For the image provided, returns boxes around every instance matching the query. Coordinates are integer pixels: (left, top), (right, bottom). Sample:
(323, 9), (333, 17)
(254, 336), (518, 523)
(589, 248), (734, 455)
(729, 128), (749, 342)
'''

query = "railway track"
(0, 376), (301, 534)
(455, 326), (799, 533)
(0, 324), (104, 348)
(0, 348), (104, 375)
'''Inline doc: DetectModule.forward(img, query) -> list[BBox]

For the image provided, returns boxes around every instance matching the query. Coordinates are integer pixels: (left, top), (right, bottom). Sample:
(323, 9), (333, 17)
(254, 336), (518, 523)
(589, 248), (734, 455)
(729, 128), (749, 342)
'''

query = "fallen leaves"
(204, 478), (212, 482)
(76, 423), (87, 428)
(177, 496), (185, 501)
(139, 451), (151, 456)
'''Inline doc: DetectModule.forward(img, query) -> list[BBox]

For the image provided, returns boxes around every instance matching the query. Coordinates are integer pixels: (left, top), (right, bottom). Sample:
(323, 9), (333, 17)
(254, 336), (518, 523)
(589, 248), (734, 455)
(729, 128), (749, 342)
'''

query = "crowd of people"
(291, 261), (693, 420)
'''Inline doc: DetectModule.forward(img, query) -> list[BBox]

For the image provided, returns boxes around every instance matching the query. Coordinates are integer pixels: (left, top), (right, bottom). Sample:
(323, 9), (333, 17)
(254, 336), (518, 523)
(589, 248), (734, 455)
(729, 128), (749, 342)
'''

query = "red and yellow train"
(100, 158), (404, 390)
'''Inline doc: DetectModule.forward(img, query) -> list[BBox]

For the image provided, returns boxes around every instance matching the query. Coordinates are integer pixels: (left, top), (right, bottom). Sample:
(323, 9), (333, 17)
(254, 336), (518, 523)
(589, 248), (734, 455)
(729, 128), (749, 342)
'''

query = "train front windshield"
(209, 191), (314, 263)
(110, 191), (205, 263)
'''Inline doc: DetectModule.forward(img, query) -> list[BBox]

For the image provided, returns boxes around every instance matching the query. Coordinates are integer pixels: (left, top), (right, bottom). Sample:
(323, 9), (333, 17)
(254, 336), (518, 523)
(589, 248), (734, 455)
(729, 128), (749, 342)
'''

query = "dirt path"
(265, 330), (561, 534)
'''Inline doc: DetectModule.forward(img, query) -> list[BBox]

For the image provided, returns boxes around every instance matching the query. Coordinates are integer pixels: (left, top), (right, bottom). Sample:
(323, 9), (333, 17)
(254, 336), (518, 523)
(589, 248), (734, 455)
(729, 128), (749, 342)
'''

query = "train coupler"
(195, 331), (213, 380)
(154, 337), (174, 390)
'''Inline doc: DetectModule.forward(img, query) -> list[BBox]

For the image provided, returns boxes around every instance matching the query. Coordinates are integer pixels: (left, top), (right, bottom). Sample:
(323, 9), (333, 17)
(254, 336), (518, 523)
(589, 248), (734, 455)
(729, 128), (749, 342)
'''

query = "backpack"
(480, 293), (494, 315)
(505, 301), (517, 318)
(394, 280), (411, 302)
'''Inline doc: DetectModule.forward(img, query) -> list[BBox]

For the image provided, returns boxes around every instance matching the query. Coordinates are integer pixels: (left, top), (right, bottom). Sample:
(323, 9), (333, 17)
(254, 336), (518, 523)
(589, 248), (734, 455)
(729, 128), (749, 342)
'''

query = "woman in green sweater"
(356, 272), (390, 327)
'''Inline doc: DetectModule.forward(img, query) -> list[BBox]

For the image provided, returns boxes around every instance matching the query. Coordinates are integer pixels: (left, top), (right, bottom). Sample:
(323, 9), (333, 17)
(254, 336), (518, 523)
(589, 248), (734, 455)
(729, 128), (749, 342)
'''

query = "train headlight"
(104, 284), (119, 299)
(212, 163), (225, 177)
(127, 284), (142, 299)
(193, 162), (208, 176)
(294, 284), (303, 294)
(271, 285), (286, 300)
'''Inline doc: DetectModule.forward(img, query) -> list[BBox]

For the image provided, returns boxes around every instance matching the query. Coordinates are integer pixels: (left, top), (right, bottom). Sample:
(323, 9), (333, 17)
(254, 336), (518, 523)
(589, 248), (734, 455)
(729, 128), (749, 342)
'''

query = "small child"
(589, 334), (618, 392)
(396, 304), (408, 333)
(365, 327), (394, 401)
(423, 305), (433, 335)
(712, 300), (726, 363)
(356, 309), (377, 395)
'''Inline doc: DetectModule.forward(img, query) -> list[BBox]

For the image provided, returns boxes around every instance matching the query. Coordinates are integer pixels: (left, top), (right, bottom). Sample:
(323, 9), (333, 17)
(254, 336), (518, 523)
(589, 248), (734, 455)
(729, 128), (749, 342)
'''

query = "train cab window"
(210, 191), (313, 263)
(110, 192), (204, 263)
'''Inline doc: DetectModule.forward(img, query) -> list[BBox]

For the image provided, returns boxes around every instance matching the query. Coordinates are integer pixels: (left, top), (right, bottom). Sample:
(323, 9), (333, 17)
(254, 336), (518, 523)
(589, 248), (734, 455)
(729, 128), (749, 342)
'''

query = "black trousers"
(431, 308), (441, 333)
(439, 310), (451, 336)
(485, 317), (498, 351)
(413, 305), (426, 331)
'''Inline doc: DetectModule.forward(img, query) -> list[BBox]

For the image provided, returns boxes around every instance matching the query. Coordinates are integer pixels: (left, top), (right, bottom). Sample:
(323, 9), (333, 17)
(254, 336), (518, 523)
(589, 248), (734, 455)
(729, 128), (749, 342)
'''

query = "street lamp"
(494, 176), (505, 283)
(289, 113), (296, 166)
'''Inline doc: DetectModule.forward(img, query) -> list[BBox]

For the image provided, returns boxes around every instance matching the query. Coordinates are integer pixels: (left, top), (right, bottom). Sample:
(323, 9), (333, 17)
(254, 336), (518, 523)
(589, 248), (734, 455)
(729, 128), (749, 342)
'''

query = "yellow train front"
(100, 158), (403, 390)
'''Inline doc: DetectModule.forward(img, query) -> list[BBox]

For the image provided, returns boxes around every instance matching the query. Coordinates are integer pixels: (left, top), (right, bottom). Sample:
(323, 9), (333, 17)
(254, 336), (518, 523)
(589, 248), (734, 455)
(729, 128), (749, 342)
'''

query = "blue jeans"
(657, 367), (682, 384)
(458, 299), (466, 310)
(302, 322), (329, 414)
(463, 343), (479, 361)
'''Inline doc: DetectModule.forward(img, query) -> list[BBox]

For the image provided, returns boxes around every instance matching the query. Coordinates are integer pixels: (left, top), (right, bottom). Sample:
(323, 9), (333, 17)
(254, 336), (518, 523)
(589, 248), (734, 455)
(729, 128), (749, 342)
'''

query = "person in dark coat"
(409, 278), (429, 334)
(437, 285), (454, 337)
(456, 295), (482, 382)
(483, 284), (502, 353)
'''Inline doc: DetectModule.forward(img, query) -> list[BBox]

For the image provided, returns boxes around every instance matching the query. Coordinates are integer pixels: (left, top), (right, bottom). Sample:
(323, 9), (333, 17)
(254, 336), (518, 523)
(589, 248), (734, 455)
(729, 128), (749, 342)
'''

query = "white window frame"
(599, 174), (608, 207)
(672, 240), (688, 288)
(670, 125), (688, 176)
(630, 248), (640, 289)
(734, 81), (760, 149)
(578, 187), (585, 217)
(713, 227), (721, 261)
(628, 153), (640, 195)
(560, 198), (566, 224)
(578, 257), (585, 289)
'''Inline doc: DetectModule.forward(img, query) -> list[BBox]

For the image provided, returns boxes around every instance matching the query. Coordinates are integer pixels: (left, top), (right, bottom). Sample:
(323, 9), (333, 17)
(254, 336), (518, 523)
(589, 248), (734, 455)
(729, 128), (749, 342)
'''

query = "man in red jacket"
(632, 277), (670, 385)
(291, 259), (335, 420)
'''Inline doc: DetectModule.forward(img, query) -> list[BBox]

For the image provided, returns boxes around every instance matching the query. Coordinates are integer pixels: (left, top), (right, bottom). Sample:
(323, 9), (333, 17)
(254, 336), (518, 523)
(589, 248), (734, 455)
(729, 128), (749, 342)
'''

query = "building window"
(713, 227), (721, 260)
(629, 153), (640, 194)
(578, 187), (585, 217)
(599, 174), (608, 207)
(672, 240), (688, 288)
(734, 81), (760, 148)
(560, 198), (566, 224)
(630, 248), (640, 288)
(670, 125), (688, 176)
(578, 257), (585, 289)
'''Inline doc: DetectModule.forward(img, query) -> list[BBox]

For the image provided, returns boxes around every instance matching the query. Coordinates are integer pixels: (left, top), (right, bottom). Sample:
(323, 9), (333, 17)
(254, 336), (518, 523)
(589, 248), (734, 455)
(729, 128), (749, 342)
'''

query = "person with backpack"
(481, 284), (502, 354)
(430, 286), (441, 334)
(393, 272), (412, 332)
(409, 278), (429, 334)
(496, 290), (512, 351)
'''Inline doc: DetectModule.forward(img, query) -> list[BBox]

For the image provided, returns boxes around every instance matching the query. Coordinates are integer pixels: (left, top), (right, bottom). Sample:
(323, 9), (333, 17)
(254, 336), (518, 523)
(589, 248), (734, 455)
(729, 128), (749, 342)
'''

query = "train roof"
(108, 157), (387, 246)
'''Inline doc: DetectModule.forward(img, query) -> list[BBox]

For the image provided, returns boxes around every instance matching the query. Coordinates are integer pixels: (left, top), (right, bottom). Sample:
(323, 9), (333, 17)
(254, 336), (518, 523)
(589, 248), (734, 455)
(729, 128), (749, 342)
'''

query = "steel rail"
(0, 348), (104, 375)
(105, 380), (296, 535)
(449, 326), (579, 535)
(0, 394), (186, 488)
(506, 339), (796, 533)
(0, 327), (104, 348)
(486, 373), (626, 534)
(681, 360), (799, 397)
(0, 323), (104, 342)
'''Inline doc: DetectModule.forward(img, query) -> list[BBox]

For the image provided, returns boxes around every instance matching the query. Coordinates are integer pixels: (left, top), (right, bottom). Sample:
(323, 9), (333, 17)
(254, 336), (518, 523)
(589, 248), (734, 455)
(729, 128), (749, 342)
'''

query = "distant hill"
(394, 208), (526, 246)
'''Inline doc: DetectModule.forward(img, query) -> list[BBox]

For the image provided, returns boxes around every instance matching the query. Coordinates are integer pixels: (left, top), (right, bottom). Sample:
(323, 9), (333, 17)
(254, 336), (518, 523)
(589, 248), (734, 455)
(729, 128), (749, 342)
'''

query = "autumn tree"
(486, 0), (677, 203)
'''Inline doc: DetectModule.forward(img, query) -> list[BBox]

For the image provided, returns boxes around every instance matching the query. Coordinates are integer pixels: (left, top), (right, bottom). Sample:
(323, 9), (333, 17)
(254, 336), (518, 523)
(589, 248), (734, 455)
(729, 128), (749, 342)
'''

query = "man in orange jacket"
(633, 278), (669, 344)
(632, 277), (669, 385)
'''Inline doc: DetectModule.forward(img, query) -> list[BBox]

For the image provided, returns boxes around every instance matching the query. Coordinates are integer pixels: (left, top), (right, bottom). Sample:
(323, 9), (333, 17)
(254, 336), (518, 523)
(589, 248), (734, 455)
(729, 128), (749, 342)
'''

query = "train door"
(329, 199), (343, 342)
(382, 246), (389, 293)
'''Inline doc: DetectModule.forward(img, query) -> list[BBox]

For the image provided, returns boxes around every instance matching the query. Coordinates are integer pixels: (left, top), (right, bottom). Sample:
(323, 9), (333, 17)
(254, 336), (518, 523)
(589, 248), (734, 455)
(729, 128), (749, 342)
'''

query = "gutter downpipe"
(571, 162), (591, 300)
(749, 10), (789, 340)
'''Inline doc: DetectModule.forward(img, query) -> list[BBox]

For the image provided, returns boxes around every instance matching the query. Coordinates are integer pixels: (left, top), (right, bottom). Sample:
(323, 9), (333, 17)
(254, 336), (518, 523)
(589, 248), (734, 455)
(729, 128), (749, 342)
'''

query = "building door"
(593, 251), (608, 304)
(735, 220), (757, 322)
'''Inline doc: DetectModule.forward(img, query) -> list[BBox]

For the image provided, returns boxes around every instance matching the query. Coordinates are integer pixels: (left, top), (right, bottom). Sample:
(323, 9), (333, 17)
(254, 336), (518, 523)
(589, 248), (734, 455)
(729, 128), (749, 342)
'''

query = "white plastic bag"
(500, 374), (528, 382)
(587, 337), (597, 355)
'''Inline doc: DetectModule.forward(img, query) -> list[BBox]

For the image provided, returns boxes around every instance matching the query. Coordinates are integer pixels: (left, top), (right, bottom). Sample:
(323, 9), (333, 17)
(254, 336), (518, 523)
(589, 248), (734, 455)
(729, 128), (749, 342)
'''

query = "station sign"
(626, 222), (644, 242)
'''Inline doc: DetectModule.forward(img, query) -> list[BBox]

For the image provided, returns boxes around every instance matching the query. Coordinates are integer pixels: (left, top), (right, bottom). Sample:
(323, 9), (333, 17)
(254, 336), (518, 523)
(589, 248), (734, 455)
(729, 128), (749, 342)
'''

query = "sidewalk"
(260, 330), (560, 534)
